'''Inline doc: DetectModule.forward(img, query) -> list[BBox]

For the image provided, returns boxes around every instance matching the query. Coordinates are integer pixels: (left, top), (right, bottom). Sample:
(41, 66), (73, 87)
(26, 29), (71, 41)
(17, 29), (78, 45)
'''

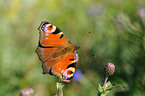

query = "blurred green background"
(0, 0), (145, 96)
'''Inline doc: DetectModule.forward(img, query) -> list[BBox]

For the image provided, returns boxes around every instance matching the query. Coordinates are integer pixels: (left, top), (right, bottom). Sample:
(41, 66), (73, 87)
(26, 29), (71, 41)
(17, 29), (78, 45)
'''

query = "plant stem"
(103, 76), (108, 88)
(57, 79), (61, 96)
(56, 79), (64, 96)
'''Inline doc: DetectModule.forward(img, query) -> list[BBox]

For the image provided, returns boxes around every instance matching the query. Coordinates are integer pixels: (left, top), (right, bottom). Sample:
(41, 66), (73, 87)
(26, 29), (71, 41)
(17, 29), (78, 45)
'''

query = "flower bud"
(105, 63), (115, 76)
(19, 88), (34, 96)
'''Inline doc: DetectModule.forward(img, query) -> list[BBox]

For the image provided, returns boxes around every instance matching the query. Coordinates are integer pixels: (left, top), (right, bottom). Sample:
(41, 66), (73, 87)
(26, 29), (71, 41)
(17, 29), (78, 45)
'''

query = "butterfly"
(36, 21), (80, 82)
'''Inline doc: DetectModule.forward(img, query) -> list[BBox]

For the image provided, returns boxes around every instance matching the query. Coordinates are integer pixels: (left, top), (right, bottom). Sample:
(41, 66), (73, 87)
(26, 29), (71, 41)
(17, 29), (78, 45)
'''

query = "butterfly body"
(36, 21), (79, 82)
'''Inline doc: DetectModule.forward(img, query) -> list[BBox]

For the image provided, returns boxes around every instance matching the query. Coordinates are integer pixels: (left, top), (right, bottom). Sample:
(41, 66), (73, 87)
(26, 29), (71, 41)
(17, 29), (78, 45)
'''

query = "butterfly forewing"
(38, 21), (71, 47)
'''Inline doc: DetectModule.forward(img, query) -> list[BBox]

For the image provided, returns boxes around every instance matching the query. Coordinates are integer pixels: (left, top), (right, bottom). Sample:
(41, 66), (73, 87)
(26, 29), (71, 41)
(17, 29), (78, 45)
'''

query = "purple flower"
(87, 5), (106, 16)
(72, 69), (82, 81)
(19, 88), (34, 96)
(138, 8), (145, 18)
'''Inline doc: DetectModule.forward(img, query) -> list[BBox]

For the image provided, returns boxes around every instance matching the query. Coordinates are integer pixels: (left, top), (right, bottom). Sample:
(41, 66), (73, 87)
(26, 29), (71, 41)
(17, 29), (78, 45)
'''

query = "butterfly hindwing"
(43, 52), (77, 82)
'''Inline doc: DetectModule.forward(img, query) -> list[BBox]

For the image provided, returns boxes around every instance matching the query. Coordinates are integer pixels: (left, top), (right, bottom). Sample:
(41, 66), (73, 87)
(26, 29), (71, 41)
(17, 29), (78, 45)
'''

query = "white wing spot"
(59, 32), (63, 34)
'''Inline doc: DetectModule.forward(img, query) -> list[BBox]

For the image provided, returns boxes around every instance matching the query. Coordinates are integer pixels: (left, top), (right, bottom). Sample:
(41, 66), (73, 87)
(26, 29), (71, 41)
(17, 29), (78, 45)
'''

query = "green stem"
(103, 76), (108, 88)
(56, 79), (64, 96)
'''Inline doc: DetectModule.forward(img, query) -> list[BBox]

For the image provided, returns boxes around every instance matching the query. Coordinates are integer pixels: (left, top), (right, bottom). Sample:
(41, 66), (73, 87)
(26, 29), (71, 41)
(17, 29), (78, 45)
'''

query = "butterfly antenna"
(80, 30), (92, 44)
(80, 48), (96, 58)
(78, 30), (96, 58)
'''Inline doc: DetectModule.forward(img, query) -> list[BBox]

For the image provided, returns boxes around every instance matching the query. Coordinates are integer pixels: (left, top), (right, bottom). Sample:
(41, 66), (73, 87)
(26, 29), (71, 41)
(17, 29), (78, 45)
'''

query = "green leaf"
(98, 81), (115, 96)
(98, 84), (103, 92)
(104, 81), (115, 91)
(101, 91), (110, 96)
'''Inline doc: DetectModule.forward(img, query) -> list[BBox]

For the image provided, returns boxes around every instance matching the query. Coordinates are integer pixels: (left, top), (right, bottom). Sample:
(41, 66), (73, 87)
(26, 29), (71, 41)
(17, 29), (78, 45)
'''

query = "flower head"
(105, 63), (115, 76)
(72, 69), (82, 81)
(138, 8), (145, 18)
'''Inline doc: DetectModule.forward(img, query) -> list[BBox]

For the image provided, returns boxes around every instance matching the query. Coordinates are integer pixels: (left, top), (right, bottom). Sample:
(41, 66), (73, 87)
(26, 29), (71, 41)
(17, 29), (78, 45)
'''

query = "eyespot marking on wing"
(41, 23), (56, 33)
(62, 67), (75, 80)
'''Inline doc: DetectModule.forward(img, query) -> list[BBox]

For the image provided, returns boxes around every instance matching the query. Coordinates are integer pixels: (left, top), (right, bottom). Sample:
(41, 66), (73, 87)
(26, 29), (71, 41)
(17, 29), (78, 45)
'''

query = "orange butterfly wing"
(36, 21), (79, 82)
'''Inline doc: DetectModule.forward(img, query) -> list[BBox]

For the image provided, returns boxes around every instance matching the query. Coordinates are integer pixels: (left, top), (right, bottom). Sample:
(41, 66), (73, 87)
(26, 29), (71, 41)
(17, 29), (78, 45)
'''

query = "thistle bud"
(19, 88), (34, 96)
(105, 63), (115, 76)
